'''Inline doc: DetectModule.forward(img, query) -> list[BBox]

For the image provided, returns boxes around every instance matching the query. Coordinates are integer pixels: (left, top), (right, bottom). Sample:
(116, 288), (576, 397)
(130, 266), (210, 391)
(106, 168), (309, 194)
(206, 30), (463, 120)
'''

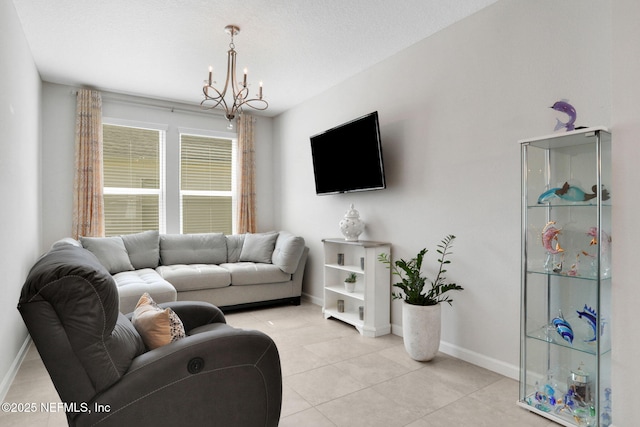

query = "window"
(103, 123), (165, 236)
(180, 133), (235, 235)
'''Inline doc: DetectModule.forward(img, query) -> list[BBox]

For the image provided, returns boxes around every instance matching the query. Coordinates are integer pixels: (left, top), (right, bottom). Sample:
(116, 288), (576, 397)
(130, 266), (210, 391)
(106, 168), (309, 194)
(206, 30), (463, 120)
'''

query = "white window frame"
(178, 128), (237, 235)
(102, 117), (167, 234)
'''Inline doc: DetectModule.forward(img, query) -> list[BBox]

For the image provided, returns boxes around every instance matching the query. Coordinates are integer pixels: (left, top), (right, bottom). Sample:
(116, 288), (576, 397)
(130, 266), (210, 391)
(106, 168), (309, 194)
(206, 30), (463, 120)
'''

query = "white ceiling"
(12, 0), (497, 117)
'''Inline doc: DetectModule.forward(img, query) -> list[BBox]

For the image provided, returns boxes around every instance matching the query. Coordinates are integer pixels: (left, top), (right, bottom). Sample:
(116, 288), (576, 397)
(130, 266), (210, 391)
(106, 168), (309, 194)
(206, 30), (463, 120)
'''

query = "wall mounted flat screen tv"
(310, 111), (386, 195)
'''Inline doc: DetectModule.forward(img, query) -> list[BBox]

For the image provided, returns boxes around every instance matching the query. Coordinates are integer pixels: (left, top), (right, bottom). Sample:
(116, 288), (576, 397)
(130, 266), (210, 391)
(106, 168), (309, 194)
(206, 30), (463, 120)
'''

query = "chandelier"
(201, 25), (268, 129)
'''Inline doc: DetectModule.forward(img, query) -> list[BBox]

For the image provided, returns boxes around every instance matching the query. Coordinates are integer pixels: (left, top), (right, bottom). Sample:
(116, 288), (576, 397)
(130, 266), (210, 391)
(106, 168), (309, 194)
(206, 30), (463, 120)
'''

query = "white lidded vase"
(339, 204), (365, 241)
(402, 301), (441, 361)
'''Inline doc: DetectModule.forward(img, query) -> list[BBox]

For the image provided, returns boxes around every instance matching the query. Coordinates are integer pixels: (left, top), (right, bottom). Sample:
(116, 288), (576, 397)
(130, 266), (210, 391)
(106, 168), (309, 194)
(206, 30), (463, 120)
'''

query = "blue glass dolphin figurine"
(552, 312), (573, 345)
(551, 100), (576, 132)
(576, 305), (602, 342)
(538, 182), (610, 204)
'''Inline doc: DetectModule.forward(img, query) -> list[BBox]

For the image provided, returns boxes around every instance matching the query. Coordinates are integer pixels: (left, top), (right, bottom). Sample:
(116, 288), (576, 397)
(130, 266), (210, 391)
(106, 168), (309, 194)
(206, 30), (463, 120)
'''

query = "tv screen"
(310, 112), (386, 195)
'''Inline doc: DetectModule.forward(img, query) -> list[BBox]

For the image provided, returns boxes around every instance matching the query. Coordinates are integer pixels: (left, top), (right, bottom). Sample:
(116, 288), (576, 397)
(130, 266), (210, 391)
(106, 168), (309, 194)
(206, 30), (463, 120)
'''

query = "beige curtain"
(72, 89), (105, 239)
(236, 114), (256, 233)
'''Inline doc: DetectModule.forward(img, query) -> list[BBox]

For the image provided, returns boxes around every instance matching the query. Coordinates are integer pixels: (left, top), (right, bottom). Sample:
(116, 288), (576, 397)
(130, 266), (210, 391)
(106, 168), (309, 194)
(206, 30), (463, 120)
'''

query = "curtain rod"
(70, 89), (226, 118)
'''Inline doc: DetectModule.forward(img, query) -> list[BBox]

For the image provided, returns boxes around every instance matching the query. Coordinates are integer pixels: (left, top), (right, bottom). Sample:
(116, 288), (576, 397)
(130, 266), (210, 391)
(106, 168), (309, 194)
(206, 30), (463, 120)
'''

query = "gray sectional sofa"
(53, 230), (308, 313)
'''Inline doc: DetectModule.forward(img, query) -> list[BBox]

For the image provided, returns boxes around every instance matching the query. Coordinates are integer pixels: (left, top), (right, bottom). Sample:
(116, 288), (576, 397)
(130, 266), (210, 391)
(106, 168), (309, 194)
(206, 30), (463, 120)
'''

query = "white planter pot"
(402, 301), (441, 361)
(344, 281), (356, 293)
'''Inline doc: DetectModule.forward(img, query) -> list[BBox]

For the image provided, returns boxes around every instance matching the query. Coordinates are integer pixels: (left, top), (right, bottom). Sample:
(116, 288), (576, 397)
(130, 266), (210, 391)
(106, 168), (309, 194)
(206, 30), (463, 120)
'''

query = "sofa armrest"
(75, 325), (282, 427)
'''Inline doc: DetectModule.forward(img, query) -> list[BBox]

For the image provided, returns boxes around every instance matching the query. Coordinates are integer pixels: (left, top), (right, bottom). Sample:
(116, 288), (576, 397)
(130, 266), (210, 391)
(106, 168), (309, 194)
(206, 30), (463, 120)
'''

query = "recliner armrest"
(75, 325), (282, 427)
(158, 300), (226, 332)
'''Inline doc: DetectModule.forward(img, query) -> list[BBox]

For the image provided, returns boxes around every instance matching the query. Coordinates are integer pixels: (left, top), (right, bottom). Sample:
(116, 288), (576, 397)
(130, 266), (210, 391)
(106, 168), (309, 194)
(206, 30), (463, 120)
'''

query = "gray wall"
(611, 1), (640, 425)
(274, 2), (640, 425)
(0, 0), (42, 398)
(273, 1), (611, 378)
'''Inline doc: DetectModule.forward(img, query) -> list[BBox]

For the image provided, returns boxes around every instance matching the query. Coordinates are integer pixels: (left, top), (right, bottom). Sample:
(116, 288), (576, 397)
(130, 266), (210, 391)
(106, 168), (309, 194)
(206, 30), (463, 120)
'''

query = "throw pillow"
(239, 232), (279, 263)
(80, 236), (134, 274)
(225, 234), (245, 263)
(131, 293), (185, 350)
(272, 232), (306, 274)
(121, 230), (160, 269)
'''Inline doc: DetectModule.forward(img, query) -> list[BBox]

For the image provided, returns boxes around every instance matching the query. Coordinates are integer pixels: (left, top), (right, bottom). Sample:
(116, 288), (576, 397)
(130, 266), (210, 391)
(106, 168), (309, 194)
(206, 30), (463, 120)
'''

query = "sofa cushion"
(113, 269), (177, 314)
(272, 231), (306, 274)
(80, 236), (134, 274)
(226, 234), (245, 263)
(132, 293), (185, 350)
(160, 233), (227, 265)
(239, 232), (279, 263)
(220, 262), (290, 286)
(121, 230), (159, 269)
(156, 264), (231, 292)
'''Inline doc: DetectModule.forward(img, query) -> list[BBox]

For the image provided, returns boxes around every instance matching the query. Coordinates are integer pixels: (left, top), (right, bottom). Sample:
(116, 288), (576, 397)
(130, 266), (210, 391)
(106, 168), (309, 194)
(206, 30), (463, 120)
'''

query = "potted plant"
(344, 272), (357, 293)
(378, 234), (463, 361)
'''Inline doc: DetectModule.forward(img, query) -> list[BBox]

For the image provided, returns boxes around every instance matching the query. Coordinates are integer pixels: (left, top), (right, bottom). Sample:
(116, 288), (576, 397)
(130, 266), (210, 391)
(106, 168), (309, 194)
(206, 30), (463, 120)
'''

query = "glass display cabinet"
(518, 128), (612, 427)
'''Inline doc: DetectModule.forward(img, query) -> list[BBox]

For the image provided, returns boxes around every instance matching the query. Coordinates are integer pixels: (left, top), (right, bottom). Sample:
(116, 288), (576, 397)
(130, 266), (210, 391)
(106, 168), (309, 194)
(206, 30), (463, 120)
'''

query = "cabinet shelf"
(517, 397), (595, 427)
(526, 270), (607, 281)
(525, 326), (611, 356)
(324, 308), (364, 330)
(519, 128), (612, 426)
(325, 263), (365, 273)
(325, 284), (365, 301)
(322, 238), (390, 337)
(527, 202), (611, 209)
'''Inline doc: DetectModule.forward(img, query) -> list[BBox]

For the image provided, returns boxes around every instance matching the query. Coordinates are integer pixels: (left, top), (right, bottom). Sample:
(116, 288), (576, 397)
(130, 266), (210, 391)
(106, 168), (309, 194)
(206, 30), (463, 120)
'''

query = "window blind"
(103, 124), (164, 236)
(180, 134), (233, 235)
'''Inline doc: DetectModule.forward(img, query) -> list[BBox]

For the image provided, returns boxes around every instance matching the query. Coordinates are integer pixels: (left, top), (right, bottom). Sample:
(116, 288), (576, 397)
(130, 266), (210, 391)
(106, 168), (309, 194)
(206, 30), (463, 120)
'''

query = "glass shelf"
(526, 327), (611, 356)
(527, 202), (611, 209)
(526, 270), (610, 282)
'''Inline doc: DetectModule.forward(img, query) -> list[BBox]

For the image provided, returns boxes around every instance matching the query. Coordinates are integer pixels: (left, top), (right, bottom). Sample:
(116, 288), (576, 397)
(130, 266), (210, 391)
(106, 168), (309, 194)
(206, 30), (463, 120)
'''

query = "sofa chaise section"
(113, 269), (177, 314)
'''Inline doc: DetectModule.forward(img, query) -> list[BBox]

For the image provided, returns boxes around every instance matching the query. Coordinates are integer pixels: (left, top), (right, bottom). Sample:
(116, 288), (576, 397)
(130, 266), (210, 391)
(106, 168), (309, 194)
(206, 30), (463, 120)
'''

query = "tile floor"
(1, 301), (554, 426)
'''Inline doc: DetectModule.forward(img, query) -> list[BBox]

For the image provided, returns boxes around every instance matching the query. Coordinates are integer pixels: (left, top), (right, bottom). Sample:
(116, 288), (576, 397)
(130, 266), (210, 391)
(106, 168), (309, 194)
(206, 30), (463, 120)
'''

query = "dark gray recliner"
(18, 244), (282, 426)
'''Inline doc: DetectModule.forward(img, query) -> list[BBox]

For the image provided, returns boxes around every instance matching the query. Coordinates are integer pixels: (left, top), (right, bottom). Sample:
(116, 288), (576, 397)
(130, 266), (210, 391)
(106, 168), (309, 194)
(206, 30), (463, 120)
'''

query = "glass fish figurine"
(538, 182), (610, 204)
(576, 304), (601, 342)
(552, 311), (573, 345)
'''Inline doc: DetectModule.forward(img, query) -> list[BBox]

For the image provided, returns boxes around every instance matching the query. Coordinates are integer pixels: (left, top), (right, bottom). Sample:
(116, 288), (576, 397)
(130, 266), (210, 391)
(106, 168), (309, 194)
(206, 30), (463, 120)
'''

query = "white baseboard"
(0, 336), (31, 402)
(301, 292), (323, 307)
(389, 324), (518, 380)
(391, 322), (403, 337)
(438, 340), (520, 380)
(306, 299), (519, 380)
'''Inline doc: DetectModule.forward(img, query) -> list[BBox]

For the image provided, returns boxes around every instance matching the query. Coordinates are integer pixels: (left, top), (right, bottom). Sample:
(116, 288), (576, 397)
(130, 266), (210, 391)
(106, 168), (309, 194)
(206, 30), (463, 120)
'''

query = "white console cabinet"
(322, 238), (390, 337)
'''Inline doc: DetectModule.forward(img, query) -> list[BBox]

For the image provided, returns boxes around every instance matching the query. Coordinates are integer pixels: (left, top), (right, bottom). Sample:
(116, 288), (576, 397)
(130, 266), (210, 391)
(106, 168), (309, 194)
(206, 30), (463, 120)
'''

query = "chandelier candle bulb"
(243, 68), (247, 87)
(208, 67), (212, 85)
(259, 81), (263, 98)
